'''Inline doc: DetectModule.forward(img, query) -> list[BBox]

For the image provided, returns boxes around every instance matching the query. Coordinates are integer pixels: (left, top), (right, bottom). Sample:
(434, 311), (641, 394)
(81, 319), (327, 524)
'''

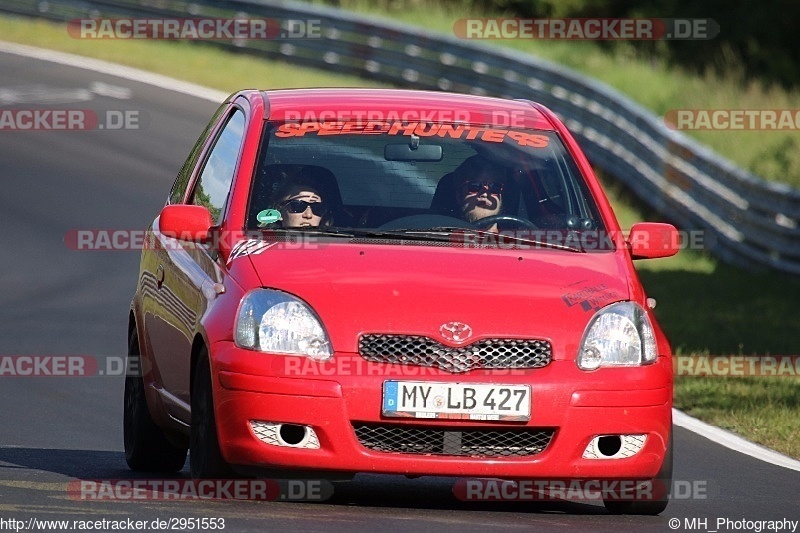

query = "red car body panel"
(130, 88), (675, 482)
(206, 244), (671, 478)
(242, 245), (628, 353)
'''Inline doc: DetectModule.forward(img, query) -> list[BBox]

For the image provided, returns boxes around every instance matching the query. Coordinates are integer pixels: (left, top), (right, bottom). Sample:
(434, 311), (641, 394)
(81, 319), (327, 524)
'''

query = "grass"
(674, 377), (800, 456)
(2, 12), (799, 459)
(322, 0), (800, 188)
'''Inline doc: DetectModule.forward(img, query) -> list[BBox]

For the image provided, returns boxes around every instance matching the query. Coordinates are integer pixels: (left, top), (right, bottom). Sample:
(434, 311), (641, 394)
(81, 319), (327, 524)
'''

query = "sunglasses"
(464, 180), (504, 195)
(281, 199), (328, 216)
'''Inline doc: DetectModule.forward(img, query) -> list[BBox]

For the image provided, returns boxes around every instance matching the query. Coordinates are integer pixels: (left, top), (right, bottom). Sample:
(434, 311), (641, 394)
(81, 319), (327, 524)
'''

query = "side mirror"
(158, 205), (213, 243)
(626, 222), (680, 259)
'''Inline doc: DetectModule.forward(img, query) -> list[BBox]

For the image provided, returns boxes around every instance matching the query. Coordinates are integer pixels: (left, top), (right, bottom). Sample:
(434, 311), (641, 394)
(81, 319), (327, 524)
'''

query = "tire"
(124, 329), (188, 472)
(603, 429), (673, 515)
(190, 348), (235, 479)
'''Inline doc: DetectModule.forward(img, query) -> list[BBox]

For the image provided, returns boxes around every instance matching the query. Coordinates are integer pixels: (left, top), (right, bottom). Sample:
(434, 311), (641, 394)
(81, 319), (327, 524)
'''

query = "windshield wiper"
(259, 227), (355, 238)
(258, 226), (586, 252)
(407, 227), (586, 253)
(357, 228), (456, 243)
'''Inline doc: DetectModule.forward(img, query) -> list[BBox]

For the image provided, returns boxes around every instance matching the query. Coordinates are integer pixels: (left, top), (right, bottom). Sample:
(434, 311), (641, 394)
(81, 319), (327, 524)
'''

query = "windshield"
(246, 120), (610, 251)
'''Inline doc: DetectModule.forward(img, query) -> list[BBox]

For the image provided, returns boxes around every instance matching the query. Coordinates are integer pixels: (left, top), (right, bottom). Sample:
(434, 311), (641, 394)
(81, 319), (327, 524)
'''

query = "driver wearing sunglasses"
(455, 156), (505, 232)
(277, 188), (328, 227)
(263, 166), (334, 228)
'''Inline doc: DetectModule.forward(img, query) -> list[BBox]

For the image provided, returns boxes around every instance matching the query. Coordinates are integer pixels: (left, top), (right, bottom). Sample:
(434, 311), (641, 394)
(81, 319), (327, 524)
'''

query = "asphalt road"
(0, 48), (798, 533)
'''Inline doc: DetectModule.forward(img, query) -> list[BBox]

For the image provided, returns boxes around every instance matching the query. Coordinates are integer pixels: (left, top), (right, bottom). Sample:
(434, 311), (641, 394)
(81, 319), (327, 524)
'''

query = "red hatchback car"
(125, 88), (679, 514)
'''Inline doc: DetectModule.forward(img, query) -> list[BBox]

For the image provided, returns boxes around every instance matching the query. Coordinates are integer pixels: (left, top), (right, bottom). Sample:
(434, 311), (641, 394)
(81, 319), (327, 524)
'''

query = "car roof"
(258, 88), (556, 130)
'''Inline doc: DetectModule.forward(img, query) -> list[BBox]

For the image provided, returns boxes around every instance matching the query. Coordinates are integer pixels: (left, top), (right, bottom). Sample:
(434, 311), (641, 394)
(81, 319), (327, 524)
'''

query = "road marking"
(0, 81), (131, 106)
(674, 408), (800, 472)
(89, 81), (132, 99)
(0, 84), (92, 105)
(0, 41), (227, 103)
(0, 480), (66, 491)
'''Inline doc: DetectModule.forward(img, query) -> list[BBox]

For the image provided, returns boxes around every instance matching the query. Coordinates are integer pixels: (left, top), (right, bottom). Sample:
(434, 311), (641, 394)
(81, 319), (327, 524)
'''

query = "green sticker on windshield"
(256, 209), (282, 226)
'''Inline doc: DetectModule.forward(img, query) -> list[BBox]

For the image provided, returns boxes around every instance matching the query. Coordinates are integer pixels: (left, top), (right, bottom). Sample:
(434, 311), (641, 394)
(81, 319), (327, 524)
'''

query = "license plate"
(382, 381), (530, 421)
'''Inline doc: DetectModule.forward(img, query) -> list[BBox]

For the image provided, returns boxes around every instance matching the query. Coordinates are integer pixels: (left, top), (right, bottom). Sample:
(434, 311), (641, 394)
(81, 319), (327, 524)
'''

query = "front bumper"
(211, 341), (672, 479)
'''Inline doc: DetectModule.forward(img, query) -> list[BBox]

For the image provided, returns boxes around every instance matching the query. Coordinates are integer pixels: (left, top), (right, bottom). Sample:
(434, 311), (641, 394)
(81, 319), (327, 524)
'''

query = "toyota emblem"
(439, 321), (473, 343)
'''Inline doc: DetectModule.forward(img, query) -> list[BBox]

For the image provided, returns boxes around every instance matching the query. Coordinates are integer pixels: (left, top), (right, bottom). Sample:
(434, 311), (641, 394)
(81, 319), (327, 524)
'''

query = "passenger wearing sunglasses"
(455, 156), (505, 232)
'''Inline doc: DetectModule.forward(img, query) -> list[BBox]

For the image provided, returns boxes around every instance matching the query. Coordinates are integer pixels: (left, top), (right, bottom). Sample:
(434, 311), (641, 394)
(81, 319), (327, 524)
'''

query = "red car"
(124, 88), (678, 514)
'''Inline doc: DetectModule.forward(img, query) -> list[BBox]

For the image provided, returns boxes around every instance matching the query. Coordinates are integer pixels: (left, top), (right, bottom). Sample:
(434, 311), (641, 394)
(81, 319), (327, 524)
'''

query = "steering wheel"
(473, 214), (538, 230)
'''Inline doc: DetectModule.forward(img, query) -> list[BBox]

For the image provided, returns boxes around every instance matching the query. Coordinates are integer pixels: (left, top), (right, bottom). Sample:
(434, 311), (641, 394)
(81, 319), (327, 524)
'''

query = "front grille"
(359, 335), (552, 373)
(353, 423), (554, 457)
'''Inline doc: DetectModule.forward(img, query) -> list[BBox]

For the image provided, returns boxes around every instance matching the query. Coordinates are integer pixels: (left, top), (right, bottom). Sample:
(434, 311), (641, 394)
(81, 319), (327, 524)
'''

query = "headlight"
(577, 302), (657, 370)
(235, 289), (332, 360)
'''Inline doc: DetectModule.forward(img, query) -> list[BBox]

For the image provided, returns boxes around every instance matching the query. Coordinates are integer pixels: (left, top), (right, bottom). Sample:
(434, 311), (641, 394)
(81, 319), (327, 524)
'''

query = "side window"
(191, 109), (246, 225)
(169, 103), (229, 205)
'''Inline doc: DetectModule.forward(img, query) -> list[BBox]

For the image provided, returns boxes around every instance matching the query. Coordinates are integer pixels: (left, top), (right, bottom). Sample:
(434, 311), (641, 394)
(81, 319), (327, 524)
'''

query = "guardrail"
(3, 0), (799, 274)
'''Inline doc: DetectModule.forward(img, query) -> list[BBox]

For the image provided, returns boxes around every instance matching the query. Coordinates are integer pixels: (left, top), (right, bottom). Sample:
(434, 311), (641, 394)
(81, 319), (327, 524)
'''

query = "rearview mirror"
(158, 205), (213, 243)
(384, 143), (443, 162)
(627, 222), (680, 259)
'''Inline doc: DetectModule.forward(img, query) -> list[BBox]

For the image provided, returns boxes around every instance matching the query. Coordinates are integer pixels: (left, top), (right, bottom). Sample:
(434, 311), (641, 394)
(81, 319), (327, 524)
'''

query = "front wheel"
(123, 329), (187, 472)
(603, 429), (673, 515)
(190, 348), (235, 479)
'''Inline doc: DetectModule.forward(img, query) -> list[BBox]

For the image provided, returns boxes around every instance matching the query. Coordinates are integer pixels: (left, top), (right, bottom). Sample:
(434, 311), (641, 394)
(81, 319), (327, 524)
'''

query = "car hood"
(242, 242), (631, 355)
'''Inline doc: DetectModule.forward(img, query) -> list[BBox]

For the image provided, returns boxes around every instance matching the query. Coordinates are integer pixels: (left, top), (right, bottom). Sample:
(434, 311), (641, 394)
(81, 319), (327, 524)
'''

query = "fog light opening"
(597, 435), (622, 457)
(278, 424), (308, 446)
